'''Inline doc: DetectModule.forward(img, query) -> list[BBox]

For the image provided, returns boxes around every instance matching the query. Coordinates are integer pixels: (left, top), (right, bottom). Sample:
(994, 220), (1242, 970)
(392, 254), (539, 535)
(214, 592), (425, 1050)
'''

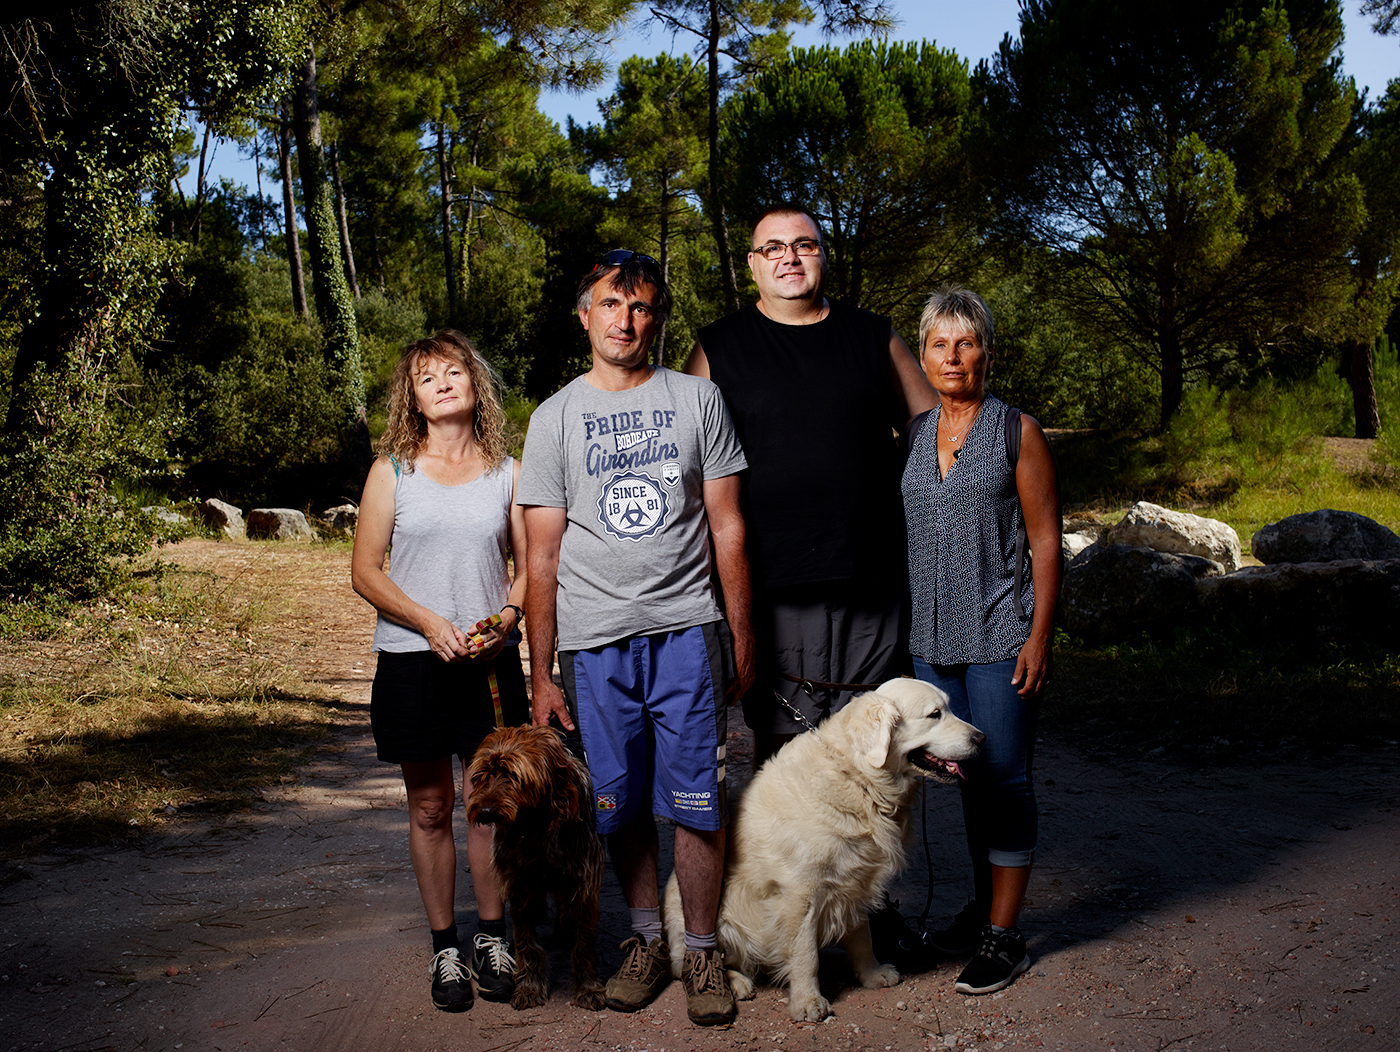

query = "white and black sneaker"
(470, 932), (516, 1003)
(954, 926), (1030, 995)
(431, 946), (473, 1011)
(929, 899), (990, 956)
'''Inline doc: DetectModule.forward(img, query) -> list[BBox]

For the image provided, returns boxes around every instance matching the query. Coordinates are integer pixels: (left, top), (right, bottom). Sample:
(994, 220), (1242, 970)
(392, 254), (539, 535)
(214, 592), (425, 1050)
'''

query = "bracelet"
(502, 604), (524, 624)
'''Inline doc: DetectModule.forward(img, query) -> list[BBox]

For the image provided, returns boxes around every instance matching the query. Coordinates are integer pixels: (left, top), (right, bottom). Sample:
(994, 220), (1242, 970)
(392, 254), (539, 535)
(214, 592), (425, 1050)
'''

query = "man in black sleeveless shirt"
(684, 204), (935, 765)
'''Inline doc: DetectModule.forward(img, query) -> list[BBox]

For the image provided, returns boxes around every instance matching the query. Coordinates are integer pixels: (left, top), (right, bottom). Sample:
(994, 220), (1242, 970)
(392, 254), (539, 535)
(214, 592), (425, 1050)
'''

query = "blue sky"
(200, 0), (1397, 189)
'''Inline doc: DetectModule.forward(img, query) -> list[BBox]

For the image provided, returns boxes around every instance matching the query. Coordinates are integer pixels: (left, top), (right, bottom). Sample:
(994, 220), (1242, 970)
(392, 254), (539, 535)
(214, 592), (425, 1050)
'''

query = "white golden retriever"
(663, 677), (984, 1022)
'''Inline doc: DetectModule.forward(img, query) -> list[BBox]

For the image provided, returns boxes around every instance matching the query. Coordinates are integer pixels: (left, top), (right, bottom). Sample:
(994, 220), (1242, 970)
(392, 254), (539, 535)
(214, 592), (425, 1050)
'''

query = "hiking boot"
(681, 947), (736, 1026)
(430, 946), (473, 1011)
(954, 926), (1030, 995)
(929, 899), (989, 957)
(470, 931), (516, 1003)
(868, 900), (938, 973)
(604, 935), (670, 1011)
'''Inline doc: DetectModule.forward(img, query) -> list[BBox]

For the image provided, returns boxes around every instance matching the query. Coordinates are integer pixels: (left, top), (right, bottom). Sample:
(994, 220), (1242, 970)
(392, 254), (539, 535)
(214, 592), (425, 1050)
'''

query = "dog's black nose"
(971, 730), (986, 747)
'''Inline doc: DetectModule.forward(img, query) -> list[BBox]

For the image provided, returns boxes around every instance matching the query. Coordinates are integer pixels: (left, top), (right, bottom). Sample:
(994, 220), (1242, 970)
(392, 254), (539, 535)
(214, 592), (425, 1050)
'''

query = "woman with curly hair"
(352, 330), (527, 1012)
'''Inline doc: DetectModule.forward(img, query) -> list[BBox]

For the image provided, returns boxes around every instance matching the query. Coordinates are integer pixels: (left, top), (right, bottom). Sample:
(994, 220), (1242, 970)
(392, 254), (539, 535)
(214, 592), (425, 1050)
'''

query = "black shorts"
(370, 647), (528, 764)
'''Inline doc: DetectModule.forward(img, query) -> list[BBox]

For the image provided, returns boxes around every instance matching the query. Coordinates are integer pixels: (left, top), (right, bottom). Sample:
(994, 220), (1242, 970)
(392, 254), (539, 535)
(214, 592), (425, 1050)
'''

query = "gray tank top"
(372, 457), (515, 653)
(902, 395), (1033, 665)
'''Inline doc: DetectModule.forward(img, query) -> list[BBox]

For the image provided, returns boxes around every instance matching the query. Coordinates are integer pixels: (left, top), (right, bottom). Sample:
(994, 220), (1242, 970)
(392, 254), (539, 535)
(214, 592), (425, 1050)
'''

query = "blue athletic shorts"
(559, 621), (730, 835)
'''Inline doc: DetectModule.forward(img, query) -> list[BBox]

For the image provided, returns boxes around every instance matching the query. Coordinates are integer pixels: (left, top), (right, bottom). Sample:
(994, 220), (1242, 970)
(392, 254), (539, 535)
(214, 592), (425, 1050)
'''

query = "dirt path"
(1, 540), (1394, 1051)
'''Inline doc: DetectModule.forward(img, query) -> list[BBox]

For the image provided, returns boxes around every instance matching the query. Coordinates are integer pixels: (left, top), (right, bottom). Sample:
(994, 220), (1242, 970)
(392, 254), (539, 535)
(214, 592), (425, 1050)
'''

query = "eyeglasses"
(750, 239), (823, 261)
(593, 249), (662, 274)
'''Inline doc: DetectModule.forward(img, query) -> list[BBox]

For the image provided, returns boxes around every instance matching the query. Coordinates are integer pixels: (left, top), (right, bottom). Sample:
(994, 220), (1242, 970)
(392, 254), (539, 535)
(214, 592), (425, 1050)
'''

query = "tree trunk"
(290, 43), (369, 495)
(190, 123), (210, 245)
(436, 120), (457, 324)
(460, 123), (482, 312)
(277, 107), (308, 319)
(253, 136), (269, 255)
(1160, 334), (1184, 431)
(1344, 338), (1380, 439)
(369, 222), (384, 291)
(328, 143), (360, 299)
(655, 170), (671, 367)
(707, 0), (739, 313)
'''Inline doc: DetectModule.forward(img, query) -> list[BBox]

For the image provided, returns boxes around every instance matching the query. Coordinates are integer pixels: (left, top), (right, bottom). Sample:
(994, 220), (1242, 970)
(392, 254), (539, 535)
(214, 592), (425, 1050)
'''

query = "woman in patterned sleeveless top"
(900, 287), (1062, 996)
(351, 332), (528, 1012)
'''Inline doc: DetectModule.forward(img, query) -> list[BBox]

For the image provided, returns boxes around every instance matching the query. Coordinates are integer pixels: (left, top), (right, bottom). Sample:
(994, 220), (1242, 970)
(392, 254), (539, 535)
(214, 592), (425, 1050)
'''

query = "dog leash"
(486, 662), (504, 728)
(773, 671), (886, 733)
(779, 671), (886, 694)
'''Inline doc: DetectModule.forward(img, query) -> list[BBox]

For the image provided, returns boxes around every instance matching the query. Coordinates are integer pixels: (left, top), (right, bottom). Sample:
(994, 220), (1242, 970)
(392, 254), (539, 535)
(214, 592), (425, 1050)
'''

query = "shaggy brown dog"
(466, 725), (606, 1010)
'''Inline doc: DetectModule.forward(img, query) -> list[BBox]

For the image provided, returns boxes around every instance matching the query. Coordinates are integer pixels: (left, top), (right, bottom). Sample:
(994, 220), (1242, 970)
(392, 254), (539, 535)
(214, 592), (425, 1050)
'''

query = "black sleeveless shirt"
(698, 302), (906, 591)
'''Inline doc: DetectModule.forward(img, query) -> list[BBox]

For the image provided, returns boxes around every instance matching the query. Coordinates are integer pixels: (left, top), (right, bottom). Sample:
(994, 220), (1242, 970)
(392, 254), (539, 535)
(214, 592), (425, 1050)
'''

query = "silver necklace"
(942, 416), (969, 458)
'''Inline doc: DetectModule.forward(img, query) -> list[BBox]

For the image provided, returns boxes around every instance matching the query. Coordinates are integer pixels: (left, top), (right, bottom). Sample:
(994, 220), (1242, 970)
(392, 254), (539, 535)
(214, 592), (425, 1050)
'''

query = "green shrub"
(1153, 376), (1335, 500)
(504, 391), (536, 460)
(0, 361), (179, 603)
(183, 314), (349, 505)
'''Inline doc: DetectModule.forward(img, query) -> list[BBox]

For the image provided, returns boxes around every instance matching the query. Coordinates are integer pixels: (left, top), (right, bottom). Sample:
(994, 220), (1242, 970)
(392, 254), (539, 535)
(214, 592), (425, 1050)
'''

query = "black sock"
(478, 917), (508, 940)
(431, 925), (459, 955)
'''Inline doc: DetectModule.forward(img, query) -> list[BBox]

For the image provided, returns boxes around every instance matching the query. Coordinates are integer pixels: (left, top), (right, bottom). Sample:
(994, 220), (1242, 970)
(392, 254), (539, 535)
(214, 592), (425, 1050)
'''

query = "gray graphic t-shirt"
(517, 367), (747, 650)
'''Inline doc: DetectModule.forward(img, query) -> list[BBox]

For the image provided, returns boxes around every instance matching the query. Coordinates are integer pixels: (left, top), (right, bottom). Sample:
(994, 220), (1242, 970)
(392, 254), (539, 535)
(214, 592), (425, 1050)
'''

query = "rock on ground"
(1061, 544), (1222, 642)
(248, 508), (315, 542)
(1252, 509), (1400, 564)
(197, 497), (245, 540)
(1107, 501), (1242, 571)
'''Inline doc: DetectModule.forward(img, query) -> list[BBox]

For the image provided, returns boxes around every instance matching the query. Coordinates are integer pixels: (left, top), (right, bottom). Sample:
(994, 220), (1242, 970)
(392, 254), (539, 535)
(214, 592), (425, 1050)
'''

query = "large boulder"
(247, 508), (315, 542)
(1106, 501), (1242, 571)
(196, 498), (245, 540)
(1251, 510), (1400, 564)
(1060, 544), (1224, 642)
(322, 503), (359, 533)
(1200, 559), (1400, 643)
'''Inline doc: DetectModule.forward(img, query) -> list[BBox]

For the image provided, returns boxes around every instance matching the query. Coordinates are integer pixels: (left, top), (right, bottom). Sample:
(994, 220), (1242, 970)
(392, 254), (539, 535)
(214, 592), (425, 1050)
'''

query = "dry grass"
(0, 546), (344, 852)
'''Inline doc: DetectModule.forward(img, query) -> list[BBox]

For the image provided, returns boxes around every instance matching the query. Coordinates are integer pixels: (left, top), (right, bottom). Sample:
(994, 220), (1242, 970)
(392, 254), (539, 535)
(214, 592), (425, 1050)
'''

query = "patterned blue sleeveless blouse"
(902, 393), (1033, 665)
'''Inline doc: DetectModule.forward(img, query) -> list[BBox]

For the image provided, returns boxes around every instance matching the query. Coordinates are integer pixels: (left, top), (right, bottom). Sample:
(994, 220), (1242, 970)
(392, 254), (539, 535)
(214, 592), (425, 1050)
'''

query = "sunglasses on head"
(593, 249), (662, 274)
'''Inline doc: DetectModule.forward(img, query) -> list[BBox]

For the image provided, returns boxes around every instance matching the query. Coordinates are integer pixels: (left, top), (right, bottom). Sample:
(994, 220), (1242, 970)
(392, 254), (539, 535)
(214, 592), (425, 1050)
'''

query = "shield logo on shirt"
(661, 461), (681, 488)
(598, 471), (669, 541)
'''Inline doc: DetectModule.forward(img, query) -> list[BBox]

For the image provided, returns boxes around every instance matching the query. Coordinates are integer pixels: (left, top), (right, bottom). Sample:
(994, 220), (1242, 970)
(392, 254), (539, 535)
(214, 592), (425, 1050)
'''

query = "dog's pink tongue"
(947, 761), (965, 780)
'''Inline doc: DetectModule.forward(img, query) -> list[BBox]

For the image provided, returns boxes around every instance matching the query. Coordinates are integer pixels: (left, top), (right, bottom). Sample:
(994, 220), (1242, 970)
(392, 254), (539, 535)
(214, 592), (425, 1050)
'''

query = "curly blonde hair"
(377, 330), (508, 474)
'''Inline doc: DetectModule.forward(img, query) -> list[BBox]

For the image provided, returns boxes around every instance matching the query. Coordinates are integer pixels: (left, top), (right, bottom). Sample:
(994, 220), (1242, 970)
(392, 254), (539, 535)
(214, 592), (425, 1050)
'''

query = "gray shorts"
(741, 582), (909, 735)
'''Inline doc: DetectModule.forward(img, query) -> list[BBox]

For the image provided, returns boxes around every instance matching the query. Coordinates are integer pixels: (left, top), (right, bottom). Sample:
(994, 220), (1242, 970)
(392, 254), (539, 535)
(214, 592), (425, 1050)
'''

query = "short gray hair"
(918, 285), (994, 357)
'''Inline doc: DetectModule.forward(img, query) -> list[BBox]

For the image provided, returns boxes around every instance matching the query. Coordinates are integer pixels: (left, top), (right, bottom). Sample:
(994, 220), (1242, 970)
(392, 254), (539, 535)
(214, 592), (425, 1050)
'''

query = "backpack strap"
(904, 408), (934, 457)
(1005, 406), (1030, 621)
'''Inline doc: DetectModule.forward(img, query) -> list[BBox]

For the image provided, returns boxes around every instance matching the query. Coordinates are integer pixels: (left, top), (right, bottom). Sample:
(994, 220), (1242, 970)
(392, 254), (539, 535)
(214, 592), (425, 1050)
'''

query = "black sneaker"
(868, 901), (938, 973)
(928, 899), (989, 957)
(954, 926), (1030, 995)
(470, 931), (516, 1003)
(430, 946), (473, 1011)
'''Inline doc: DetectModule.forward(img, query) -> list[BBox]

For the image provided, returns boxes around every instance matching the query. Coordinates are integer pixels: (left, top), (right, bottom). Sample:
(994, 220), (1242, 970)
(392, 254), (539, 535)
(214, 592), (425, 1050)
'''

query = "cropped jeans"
(913, 656), (1038, 869)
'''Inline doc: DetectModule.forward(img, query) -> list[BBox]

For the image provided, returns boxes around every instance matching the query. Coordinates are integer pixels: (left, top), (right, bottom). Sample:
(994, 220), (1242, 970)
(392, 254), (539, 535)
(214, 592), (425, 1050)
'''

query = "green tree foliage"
(0, 1), (307, 600)
(577, 53), (711, 364)
(983, 0), (1362, 429)
(328, 28), (601, 391)
(292, 44), (364, 419)
(1334, 80), (1400, 437)
(725, 40), (979, 331)
(1362, 0), (1399, 34)
(646, 1), (893, 310)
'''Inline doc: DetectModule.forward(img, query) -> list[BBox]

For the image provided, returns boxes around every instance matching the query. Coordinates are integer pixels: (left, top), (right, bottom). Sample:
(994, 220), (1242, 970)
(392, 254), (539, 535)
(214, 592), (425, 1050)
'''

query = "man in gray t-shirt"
(518, 251), (752, 1026)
